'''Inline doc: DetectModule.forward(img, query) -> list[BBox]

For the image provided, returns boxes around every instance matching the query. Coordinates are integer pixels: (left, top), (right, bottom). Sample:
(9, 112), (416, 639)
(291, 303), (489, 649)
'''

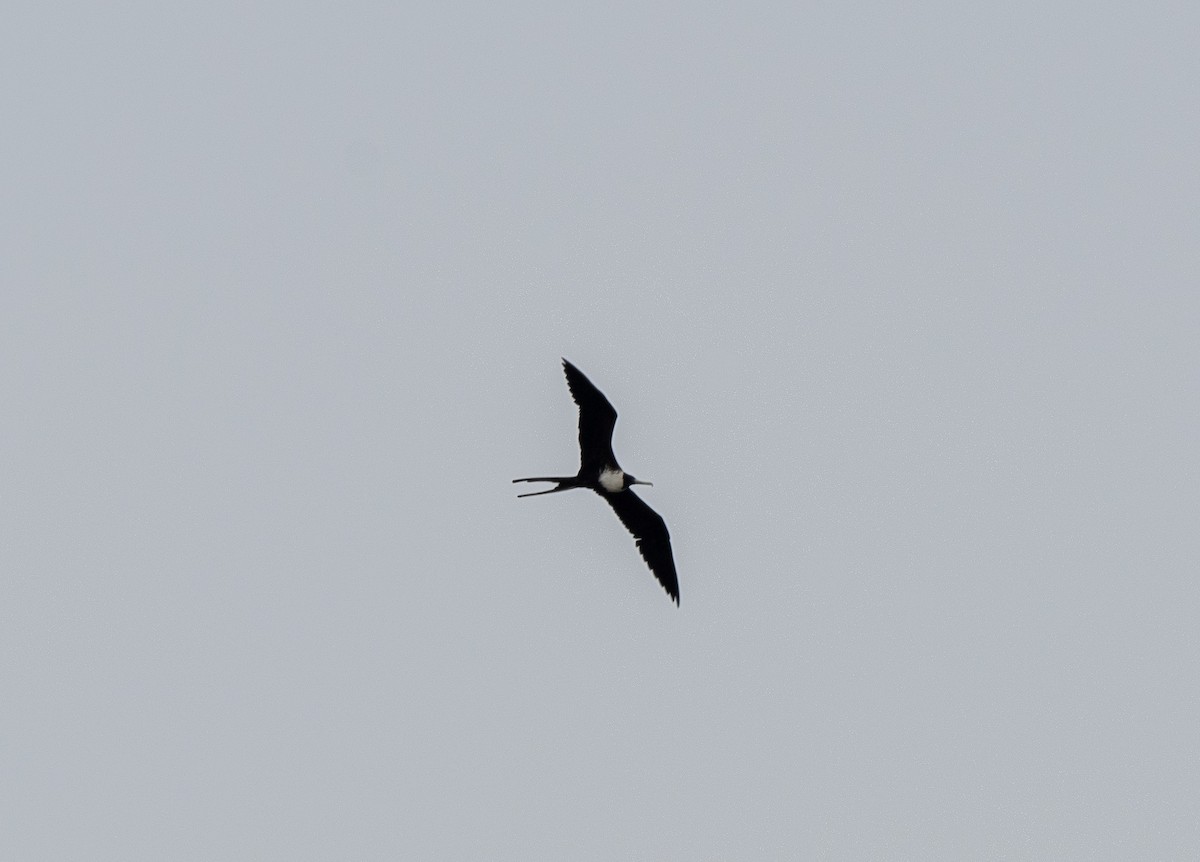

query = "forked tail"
(512, 476), (579, 498)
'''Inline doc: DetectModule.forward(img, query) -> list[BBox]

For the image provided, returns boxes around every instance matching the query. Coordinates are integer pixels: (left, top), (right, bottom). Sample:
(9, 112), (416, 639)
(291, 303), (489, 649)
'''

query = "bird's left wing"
(602, 489), (680, 605)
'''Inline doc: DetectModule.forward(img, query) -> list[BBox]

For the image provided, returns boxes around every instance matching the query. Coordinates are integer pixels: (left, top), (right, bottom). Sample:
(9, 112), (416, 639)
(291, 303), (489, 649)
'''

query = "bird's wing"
(602, 489), (680, 605)
(562, 359), (618, 468)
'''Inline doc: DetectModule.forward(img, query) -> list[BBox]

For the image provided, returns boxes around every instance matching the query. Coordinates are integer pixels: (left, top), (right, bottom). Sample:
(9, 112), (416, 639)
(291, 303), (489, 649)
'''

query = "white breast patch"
(599, 467), (624, 493)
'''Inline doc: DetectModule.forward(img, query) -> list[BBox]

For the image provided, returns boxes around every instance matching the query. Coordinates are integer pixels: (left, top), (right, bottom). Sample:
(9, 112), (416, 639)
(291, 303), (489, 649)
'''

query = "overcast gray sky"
(4, 3), (1198, 859)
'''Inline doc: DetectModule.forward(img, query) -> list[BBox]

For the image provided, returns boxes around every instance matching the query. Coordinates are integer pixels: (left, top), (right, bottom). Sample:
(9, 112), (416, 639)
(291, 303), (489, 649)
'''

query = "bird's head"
(624, 474), (653, 490)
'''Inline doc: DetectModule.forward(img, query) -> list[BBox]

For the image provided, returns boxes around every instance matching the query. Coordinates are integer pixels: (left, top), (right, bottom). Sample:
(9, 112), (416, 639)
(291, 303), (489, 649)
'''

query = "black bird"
(514, 359), (680, 605)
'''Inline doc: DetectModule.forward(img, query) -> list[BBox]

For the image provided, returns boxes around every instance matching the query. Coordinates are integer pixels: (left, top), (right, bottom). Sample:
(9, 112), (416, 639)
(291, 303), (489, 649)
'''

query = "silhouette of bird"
(514, 359), (680, 605)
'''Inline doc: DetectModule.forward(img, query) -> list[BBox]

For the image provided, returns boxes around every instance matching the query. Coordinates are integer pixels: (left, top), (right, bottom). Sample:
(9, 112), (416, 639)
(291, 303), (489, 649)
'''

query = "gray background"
(4, 3), (1198, 859)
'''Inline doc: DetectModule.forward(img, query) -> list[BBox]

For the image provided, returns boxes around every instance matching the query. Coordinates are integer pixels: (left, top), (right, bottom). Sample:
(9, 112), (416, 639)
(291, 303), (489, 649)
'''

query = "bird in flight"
(514, 359), (680, 605)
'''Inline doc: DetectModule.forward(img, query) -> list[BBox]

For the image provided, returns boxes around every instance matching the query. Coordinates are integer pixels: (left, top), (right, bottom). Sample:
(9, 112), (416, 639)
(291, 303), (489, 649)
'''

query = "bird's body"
(598, 467), (625, 494)
(514, 359), (680, 605)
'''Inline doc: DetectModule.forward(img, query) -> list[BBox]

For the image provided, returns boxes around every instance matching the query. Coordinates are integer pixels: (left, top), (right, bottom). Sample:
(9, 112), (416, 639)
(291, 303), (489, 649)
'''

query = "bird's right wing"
(562, 359), (618, 468)
(602, 489), (680, 605)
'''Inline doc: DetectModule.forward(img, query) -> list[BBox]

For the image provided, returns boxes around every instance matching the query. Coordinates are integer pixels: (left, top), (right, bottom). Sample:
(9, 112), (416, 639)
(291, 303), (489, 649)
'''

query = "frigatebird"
(514, 359), (680, 605)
